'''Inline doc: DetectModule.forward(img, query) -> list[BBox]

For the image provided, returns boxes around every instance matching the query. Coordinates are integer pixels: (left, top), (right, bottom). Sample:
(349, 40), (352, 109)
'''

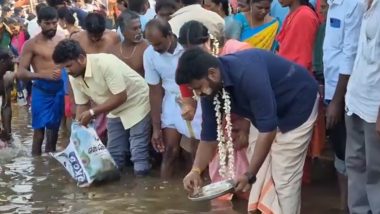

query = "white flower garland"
(213, 88), (234, 179)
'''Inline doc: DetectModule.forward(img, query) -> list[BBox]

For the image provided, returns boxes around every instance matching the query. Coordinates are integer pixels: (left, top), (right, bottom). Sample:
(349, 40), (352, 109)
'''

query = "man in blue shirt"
(177, 48), (318, 213)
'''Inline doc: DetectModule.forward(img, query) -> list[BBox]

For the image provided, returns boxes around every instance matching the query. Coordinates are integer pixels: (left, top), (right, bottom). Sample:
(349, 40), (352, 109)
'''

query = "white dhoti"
(161, 92), (202, 139)
(247, 96), (318, 214)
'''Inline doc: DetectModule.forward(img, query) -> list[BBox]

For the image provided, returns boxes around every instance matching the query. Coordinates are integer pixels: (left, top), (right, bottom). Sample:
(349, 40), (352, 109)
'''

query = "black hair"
(57, 6), (69, 19)
(178, 20), (209, 46)
(300, 0), (316, 11)
(58, 7), (76, 25)
(13, 7), (23, 15)
(176, 47), (219, 84)
(117, 0), (128, 7)
(2, 6), (11, 12)
(208, 0), (229, 16)
(181, 0), (200, 6)
(52, 39), (86, 64)
(46, 0), (66, 8)
(249, 0), (273, 3)
(117, 10), (140, 34)
(0, 48), (11, 61)
(36, 3), (48, 14)
(84, 12), (106, 34)
(127, 0), (148, 13)
(145, 18), (172, 37)
(155, 0), (177, 13)
(37, 6), (58, 22)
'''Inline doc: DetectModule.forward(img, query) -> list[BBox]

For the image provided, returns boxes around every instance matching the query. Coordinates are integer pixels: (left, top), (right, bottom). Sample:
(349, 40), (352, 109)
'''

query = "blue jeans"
(106, 114), (151, 172)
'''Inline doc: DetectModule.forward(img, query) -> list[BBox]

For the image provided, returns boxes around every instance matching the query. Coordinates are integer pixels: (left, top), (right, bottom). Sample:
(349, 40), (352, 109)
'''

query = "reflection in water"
(0, 106), (246, 213)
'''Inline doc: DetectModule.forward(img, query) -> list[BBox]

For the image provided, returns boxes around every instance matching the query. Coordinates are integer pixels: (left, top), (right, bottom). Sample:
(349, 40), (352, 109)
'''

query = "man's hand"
(152, 128), (164, 153)
(234, 174), (252, 193)
(326, 100), (343, 129)
(42, 69), (61, 81)
(78, 110), (92, 127)
(183, 170), (203, 193)
(178, 97), (197, 121)
(232, 129), (249, 150)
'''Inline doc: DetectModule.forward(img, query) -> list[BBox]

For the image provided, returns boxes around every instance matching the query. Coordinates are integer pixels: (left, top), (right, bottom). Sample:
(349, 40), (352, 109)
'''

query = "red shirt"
(277, 6), (319, 72)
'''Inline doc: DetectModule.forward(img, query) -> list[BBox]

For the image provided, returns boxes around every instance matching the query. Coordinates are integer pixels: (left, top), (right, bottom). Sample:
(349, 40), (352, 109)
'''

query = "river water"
(0, 105), (342, 214)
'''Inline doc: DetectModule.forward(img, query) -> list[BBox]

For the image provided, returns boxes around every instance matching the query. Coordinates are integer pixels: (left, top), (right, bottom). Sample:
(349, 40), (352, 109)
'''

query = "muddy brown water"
(0, 105), (342, 214)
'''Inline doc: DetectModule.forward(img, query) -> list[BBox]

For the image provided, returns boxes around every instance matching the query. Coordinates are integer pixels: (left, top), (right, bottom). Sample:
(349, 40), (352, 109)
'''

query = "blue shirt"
(200, 49), (318, 141)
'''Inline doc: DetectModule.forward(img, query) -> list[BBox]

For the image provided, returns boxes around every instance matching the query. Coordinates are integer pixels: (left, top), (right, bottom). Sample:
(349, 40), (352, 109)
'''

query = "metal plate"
(188, 179), (235, 201)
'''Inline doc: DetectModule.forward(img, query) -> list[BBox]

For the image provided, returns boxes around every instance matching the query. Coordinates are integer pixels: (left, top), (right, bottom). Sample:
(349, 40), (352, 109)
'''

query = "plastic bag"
(51, 121), (120, 187)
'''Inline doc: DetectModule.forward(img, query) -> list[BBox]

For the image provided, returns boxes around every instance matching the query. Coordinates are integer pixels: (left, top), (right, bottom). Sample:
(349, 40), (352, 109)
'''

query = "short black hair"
(57, 6), (69, 19)
(155, 0), (177, 13)
(178, 20), (209, 46)
(85, 12), (106, 34)
(58, 7), (76, 25)
(36, 3), (48, 14)
(2, 6), (11, 12)
(181, 0), (200, 6)
(52, 39), (86, 64)
(0, 48), (11, 61)
(37, 6), (58, 22)
(117, 10), (140, 34)
(14, 7), (23, 15)
(127, 0), (148, 13)
(145, 18), (172, 37)
(46, 0), (66, 8)
(176, 47), (219, 85)
(209, 0), (230, 16)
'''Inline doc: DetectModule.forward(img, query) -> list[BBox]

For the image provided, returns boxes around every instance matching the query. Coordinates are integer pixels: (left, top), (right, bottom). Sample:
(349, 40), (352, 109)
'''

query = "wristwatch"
(244, 172), (257, 184)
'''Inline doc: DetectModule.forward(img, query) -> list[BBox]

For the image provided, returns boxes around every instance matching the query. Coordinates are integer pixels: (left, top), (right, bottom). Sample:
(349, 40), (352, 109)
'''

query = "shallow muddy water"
(0, 105), (342, 214)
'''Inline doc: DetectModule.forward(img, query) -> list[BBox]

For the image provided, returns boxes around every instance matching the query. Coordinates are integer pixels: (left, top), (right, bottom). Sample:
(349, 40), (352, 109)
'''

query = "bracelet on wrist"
(191, 167), (202, 175)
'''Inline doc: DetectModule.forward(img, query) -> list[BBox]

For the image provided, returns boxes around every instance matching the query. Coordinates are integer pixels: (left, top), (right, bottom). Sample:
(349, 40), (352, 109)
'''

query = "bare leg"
(45, 128), (59, 153)
(32, 129), (45, 156)
(160, 128), (182, 179)
(337, 172), (348, 211)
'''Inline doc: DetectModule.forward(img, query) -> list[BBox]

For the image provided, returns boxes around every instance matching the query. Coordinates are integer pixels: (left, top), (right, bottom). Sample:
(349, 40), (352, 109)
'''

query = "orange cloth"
(277, 6), (319, 72)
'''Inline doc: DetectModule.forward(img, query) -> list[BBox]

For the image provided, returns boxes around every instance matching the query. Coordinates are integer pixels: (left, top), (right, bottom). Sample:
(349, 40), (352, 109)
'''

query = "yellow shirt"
(70, 53), (150, 130)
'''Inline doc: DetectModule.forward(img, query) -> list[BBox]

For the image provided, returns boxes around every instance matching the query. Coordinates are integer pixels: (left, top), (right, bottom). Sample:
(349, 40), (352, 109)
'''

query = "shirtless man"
(113, 10), (148, 76)
(71, 12), (120, 54)
(16, 6), (66, 155)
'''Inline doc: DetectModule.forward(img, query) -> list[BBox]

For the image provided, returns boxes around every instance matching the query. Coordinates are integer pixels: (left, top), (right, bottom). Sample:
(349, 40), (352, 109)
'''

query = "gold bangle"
(191, 167), (202, 175)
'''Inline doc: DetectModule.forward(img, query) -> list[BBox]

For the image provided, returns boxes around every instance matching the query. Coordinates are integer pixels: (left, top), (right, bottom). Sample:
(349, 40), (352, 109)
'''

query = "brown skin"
(145, 25), (192, 178)
(0, 55), (15, 143)
(71, 29), (120, 54)
(248, 0), (273, 27)
(112, 18), (148, 77)
(237, 0), (250, 12)
(278, 0), (301, 12)
(203, 0), (225, 17)
(57, 54), (127, 126)
(156, 6), (177, 21)
(183, 67), (276, 193)
(16, 18), (65, 156)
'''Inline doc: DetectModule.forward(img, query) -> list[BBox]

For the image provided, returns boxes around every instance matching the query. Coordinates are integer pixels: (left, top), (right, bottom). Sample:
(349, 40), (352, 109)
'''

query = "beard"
(201, 79), (223, 98)
(42, 29), (57, 38)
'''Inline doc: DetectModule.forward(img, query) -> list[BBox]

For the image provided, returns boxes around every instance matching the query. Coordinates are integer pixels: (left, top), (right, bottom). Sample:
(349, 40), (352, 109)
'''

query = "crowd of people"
(0, 0), (378, 213)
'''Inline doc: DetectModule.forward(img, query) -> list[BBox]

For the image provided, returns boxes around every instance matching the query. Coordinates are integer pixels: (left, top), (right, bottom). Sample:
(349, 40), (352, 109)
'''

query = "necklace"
(120, 42), (137, 59)
(214, 88), (234, 179)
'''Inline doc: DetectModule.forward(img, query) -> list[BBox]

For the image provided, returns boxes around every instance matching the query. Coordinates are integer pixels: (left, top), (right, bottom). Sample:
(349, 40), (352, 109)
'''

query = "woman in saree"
(234, 0), (280, 50)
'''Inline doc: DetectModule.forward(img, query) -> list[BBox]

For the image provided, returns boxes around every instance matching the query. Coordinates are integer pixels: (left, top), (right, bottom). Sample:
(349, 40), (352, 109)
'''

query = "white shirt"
(346, 0), (380, 123)
(27, 18), (68, 39)
(143, 43), (184, 94)
(169, 4), (225, 39)
(322, 0), (364, 100)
